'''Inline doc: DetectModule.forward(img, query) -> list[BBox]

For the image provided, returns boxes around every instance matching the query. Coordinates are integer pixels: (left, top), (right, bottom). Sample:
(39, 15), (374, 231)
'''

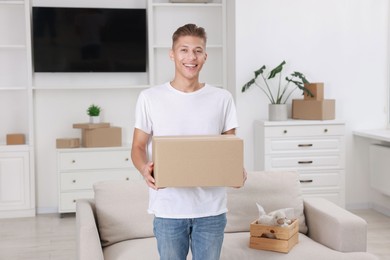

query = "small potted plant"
(87, 104), (101, 124)
(241, 61), (313, 121)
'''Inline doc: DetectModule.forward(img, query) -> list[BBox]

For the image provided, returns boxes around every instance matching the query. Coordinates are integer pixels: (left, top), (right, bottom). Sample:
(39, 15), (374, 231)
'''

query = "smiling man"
(131, 24), (239, 260)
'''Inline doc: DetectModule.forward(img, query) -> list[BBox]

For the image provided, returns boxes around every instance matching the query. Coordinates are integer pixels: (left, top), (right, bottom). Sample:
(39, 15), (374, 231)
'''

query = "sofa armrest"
(304, 197), (367, 253)
(76, 199), (104, 260)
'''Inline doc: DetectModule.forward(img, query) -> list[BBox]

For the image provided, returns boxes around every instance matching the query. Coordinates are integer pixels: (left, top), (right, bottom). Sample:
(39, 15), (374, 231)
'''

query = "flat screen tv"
(32, 7), (147, 73)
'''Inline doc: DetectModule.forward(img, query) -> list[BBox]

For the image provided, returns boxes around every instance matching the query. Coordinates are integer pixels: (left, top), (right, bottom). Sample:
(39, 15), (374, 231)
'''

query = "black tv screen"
(32, 7), (147, 72)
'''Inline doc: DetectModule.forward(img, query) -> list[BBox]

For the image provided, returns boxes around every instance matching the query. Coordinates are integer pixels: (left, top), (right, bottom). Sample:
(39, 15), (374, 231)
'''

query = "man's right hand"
(142, 161), (157, 190)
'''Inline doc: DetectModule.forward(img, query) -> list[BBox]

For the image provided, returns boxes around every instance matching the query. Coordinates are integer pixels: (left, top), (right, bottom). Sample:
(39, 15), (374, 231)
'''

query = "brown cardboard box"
(6, 134), (25, 145)
(304, 83), (324, 101)
(249, 219), (299, 253)
(152, 135), (244, 188)
(292, 99), (335, 120)
(73, 122), (110, 129)
(82, 127), (121, 147)
(56, 138), (80, 148)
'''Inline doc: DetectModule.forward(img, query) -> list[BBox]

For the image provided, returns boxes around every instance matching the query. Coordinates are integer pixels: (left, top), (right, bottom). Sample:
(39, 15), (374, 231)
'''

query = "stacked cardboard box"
(152, 135), (244, 188)
(73, 123), (121, 148)
(292, 83), (335, 120)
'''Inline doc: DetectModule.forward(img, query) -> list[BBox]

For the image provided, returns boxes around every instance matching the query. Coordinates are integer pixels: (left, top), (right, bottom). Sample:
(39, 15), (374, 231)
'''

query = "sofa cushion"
(220, 232), (378, 260)
(93, 179), (154, 247)
(226, 171), (307, 234)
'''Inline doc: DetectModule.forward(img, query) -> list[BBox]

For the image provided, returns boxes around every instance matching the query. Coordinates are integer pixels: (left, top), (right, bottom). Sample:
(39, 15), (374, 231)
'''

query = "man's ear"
(204, 52), (207, 61)
(169, 49), (174, 60)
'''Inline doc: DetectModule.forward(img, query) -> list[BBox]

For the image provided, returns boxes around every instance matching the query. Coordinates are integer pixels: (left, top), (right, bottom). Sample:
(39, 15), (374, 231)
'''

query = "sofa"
(76, 171), (378, 260)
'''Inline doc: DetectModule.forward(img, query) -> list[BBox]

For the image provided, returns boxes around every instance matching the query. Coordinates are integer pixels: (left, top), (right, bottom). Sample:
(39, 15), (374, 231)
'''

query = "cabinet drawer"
(59, 191), (94, 212)
(265, 155), (342, 169)
(266, 138), (342, 153)
(60, 170), (140, 191)
(298, 171), (341, 188)
(59, 150), (132, 171)
(264, 124), (344, 138)
(302, 191), (341, 206)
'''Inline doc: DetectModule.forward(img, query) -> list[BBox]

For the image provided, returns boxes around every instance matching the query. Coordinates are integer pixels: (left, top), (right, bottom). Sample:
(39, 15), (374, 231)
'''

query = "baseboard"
(371, 203), (390, 217)
(36, 207), (58, 214)
(346, 202), (390, 217)
(346, 202), (371, 210)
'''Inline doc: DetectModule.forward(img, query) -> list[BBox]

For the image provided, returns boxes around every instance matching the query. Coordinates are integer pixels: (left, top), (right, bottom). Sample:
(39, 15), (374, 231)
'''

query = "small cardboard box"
(249, 219), (299, 253)
(152, 135), (244, 188)
(304, 83), (324, 101)
(73, 122), (110, 129)
(56, 138), (80, 148)
(292, 99), (335, 120)
(81, 127), (121, 148)
(6, 134), (26, 145)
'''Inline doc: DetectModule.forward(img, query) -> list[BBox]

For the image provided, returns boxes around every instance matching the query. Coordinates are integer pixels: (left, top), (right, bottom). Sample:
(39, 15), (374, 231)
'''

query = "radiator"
(369, 144), (390, 196)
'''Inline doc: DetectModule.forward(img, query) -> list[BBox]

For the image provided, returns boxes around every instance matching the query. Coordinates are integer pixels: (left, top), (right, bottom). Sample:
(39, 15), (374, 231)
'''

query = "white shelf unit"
(254, 120), (346, 207)
(148, 0), (226, 87)
(57, 146), (141, 213)
(0, 0), (35, 218)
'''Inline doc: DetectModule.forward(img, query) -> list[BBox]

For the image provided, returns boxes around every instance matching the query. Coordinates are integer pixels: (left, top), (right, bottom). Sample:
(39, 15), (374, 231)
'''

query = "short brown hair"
(172, 23), (207, 48)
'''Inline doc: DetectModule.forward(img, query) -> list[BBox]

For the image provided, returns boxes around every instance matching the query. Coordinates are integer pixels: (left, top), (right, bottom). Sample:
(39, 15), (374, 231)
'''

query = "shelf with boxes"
(254, 119), (346, 207)
(0, 0), (35, 218)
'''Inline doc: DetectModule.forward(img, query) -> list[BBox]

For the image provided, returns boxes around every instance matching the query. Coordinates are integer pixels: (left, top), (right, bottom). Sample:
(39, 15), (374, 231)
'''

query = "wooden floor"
(0, 209), (389, 260)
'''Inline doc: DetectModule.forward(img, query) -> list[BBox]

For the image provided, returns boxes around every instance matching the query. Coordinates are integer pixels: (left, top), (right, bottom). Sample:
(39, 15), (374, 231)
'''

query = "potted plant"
(241, 61), (313, 121)
(87, 104), (101, 124)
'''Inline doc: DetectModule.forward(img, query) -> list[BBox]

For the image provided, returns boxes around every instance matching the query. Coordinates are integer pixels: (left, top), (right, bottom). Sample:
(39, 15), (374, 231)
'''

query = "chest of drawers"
(57, 146), (141, 213)
(254, 120), (345, 207)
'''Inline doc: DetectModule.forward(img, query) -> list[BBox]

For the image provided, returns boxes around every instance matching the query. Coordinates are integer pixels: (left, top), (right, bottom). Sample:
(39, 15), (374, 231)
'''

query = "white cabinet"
(57, 146), (141, 213)
(0, 0), (35, 218)
(254, 120), (346, 207)
(0, 147), (35, 218)
(148, 0), (226, 87)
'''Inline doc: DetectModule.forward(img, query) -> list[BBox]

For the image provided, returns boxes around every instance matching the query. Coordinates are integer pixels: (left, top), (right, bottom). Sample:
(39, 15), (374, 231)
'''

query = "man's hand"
(142, 161), (157, 190)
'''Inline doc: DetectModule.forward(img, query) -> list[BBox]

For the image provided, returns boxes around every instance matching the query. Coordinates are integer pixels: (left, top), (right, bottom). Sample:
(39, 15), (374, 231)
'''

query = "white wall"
(34, 0), (390, 212)
(234, 0), (389, 210)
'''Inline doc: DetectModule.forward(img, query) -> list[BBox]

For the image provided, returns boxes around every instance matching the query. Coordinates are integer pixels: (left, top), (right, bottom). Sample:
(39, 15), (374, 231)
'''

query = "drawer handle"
(72, 180), (76, 183)
(126, 177), (130, 181)
(298, 160), (313, 164)
(324, 128), (328, 133)
(72, 160), (76, 163)
(283, 130), (288, 134)
(125, 158), (129, 161)
(300, 179), (313, 183)
(73, 200), (76, 203)
(298, 144), (313, 147)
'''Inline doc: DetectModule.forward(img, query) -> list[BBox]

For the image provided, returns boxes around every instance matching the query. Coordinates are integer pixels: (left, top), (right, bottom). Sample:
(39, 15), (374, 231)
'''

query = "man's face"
(170, 35), (207, 81)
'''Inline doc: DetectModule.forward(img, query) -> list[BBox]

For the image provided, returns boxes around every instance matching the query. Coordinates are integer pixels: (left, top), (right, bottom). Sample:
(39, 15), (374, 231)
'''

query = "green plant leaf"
(254, 65), (266, 79)
(268, 60), (286, 79)
(241, 78), (255, 92)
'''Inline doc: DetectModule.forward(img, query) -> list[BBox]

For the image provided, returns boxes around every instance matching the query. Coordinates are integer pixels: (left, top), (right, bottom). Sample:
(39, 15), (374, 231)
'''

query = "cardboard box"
(249, 219), (299, 253)
(152, 135), (244, 188)
(73, 123), (110, 129)
(292, 99), (335, 120)
(81, 127), (121, 147)
(56, 138), (80, 148)
(6, 134), (26, 145)
(304, 83), (324, 101)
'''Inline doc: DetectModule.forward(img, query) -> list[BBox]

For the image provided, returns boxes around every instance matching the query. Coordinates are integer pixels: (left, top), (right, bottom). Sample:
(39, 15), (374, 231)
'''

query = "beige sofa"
(76, 171), (378, 260)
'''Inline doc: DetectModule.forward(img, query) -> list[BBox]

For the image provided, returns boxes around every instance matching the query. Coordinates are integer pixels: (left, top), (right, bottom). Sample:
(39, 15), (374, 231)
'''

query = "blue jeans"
(153, 213), (227, 260)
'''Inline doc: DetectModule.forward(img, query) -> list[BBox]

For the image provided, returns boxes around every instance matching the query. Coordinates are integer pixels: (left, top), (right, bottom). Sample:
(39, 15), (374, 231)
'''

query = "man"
(131, 23), (240, 260)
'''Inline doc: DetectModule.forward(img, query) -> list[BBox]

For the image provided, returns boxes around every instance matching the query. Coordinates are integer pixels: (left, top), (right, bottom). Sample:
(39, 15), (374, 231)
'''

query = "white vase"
(268, 104), (288, 121)
(89, 116), (100, 124)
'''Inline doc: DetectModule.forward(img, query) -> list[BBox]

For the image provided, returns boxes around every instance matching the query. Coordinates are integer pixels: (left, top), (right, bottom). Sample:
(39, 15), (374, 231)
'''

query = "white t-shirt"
(134, 82), (238, 218)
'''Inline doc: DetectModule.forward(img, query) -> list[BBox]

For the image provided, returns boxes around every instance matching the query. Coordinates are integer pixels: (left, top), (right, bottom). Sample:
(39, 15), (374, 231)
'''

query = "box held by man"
(152, 135), (244, 188)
